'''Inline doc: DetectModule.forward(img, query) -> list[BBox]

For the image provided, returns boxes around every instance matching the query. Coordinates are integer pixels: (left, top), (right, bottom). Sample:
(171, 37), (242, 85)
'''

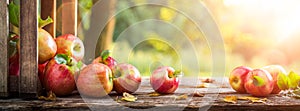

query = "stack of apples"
(229, 65), (287, 97)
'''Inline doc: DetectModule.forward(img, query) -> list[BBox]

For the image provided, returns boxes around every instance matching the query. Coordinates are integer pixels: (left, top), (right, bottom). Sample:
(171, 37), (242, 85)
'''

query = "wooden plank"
(61, 0), (77, 36)
(19, 0), (39, 98)
(41, 0), (56, 37)
(0, 0), (9, 97)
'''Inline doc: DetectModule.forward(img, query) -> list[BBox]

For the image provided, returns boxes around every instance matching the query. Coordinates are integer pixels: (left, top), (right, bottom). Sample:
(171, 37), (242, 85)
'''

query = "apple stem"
(173, 70), (183, 77)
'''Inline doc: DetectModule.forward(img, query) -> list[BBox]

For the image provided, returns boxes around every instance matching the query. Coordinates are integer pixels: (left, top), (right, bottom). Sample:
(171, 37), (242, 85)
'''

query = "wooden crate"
(0, 0), (77, 98)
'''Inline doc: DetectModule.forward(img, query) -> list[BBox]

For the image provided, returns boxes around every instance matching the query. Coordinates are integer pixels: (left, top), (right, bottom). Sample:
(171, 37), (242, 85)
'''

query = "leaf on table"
(223, 95), (237, 104)
(148, 92), (161, 97)
(192, 92), (205, 97)
(277, 72), (290, 90)
(238, 96), (268, 103)
(38, 91), (56, 101)
(121, 92), (137, 102)
(175, 94), (188, 100)
(195, 83), (209, 88)
(250, 98), (268, 103)
(201, 78), (215, 83)
(287, 71), (300, 89)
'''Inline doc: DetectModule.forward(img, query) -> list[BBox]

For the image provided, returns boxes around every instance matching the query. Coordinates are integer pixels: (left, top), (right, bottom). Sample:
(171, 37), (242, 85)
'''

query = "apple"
(150, 66), (181, 94)
(9, 54), (19, 76)
(262, 65), (287, 94)
(244, 69), (274, 97)
(112, 63), (141, 94)
(38, 29), (57, 64)
(38, 61), (48, 87)
(55, 34), (84, 61)
(92, 50), (117, 70)
(76, 63), (113, 97)
(43, 54), (78, 96)
(229, 66), (252, 93)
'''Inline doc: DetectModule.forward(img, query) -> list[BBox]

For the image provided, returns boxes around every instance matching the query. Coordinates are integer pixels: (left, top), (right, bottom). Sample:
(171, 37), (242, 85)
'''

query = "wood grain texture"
(62, 0), (77, 36)
(19, 0), (39, 98)
(0, 0), (9, 97)
(0, 78), (300, 110)
(41, 0), (56, 37)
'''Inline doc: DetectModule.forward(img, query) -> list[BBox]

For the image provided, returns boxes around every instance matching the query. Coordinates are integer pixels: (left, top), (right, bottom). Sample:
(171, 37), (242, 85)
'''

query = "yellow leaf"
(175, 94), (188, 100)
(121, 92), (137, 102)
(148, 92), (161, 97)
(223, 95), (237, 104)
(195, 83), (209, 88)
(192, 92), (205, 97)
(238, 96), (268, 103)
(38, 91), (56, 101)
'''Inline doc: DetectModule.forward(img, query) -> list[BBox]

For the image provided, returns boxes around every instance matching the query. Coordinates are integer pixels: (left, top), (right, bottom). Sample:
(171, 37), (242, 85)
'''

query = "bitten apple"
(244, 69), (274, 97)
(229, 66), (252, 93)
(262, 65), (287, 94)
(43, 54), (78, 96)
(112, 63), (141, 94)
(76, 63), (113, 97)
(150, 66), (181, 94)
(55, 34), (84, 61)
(92, 50), (117, 70)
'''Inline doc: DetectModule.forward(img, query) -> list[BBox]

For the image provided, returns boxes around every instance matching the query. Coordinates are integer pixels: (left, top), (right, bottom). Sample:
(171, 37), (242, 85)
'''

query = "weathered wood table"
(0, 77), (299, 111)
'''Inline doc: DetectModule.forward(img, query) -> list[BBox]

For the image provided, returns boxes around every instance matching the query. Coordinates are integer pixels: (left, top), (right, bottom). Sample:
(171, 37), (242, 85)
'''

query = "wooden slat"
(41, 0), (56, 37)
(0, 0), (9, 97)
(61, 0), (77, 36)
(19, 0), (39, 98)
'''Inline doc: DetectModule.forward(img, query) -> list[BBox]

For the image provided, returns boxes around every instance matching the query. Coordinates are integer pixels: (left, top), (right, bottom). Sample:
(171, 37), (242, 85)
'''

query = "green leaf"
(54, 54), (69, 65)
(288, 71), (300, 89)
(8, 2), (20, 27)
(277, 72), (290, 90)
(76, 61), (83, 69)
(253, 76), (265, 86)
(38, 16), (53, 28)
(101, 50), (111, 61)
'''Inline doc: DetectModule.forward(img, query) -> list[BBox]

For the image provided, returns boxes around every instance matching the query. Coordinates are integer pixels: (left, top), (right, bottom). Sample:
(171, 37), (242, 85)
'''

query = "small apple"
(38, 29), (57, 64)
(112, 63), (141, 94)
(262, 65), (287, 94)
(55, 34), (85, 61)
(43, 54), (78, 96)
(229, 66), (252, 93)
(76, 63), (113, 97)
(244, 69), (274, 97)
(92, 50), (117, 70)
(150, 66), (182, 94)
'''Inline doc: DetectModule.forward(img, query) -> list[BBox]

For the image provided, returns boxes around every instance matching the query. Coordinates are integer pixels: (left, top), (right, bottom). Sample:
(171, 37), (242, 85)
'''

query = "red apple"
(76, 63), (113, 97)
(9, 54), (19, 76)
(262, 65), (287, 94)
(229, 66), (252, 93)
(43, 54), (78, 96)
(38, 61), (48, 87)
(55, 34), (84, 61)
(38, 29), (57, 64)
(92, 50), (117, 70)
(244, 69), (274, 97)
(112, 63), (141, 94)
(150, 66), (181, 94)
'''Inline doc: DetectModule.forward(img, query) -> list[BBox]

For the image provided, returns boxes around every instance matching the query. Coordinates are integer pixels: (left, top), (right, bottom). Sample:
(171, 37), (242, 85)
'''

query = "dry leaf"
(201, 78), (215, 83)
(175, 94), (188, 100)
(121, 92), (137, 102)
(238, 96), (268, 103)
(223, 95), (237, 104)
(192, 92), (204, 97)
(38, 91), (56, 101)
(148, 92), (161, 97)
(251, 98), (268, 103)
(195, 83), (209, 88)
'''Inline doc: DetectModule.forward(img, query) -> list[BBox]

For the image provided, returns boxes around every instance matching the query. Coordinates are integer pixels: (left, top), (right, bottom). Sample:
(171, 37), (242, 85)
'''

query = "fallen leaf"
(195, 83), (209, 88)
(201, 78), (215, 83)
(148, 92), (161, 97)
(251, 98), (268, 103)
(192, 92), (204, 97)
(121, 92), (137, 102)
(238, 96), (268, 103)
(175, 94), (188, 100)
(38, 91), (56, 101)
(223, 95), (237, 104)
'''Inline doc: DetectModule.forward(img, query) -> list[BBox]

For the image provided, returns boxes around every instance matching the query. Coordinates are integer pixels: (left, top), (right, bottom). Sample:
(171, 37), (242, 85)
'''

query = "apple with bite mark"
(150, 66), (182, 94)
(43, 54), (78, 96)
(244, 69), (274, 97)
(76, 63), (113, 97)
(112, 63), (141, 94)
(55, 34), (84, 61)
(92, 50), (117, 70)
(262, 65), (287, 94)
(229, 66), (252, 93)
